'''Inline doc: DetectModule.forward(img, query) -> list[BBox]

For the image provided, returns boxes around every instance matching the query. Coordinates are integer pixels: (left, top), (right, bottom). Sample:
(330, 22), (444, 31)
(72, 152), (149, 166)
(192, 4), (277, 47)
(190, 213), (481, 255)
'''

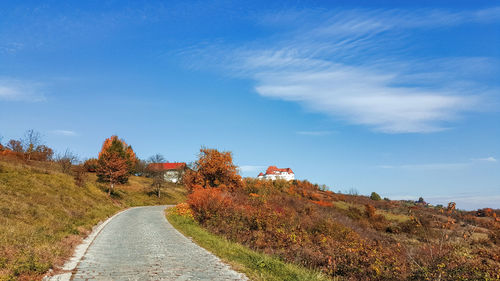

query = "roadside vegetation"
(181, 148), (500, 281)
(0, 131), (186, 280)
(167, 205), (330, 281)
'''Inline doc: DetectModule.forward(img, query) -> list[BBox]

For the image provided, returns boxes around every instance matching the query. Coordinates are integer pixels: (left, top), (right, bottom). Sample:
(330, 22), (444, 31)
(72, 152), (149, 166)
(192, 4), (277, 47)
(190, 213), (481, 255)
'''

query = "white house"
(146, 162), (186, 183)
(257, 166), (295, 181)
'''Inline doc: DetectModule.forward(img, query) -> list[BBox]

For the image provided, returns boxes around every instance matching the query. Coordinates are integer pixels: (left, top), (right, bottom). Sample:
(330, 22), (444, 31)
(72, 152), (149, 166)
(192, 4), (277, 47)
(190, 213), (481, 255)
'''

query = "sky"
(1, 0), (499, 210)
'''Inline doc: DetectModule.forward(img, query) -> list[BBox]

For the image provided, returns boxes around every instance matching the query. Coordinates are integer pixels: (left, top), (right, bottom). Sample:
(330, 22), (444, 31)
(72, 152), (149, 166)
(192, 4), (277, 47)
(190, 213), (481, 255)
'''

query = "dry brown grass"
(0, 158), (186, 280)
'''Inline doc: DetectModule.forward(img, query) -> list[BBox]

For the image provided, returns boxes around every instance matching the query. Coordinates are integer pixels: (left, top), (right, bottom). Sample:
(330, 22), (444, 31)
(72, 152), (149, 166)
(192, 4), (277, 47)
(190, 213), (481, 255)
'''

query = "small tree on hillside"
(6, 139), (23, 153)
(97, 136), (137, 194)
(146, 154), (167, 198)
(97, 152), (129, 195)
(133, 159), (148, 176)
(83, 158), (99, 172)
(97, 135), (137, 184)
(370, 192), (381, 201)
(183, 148), (242, 192)
(149, 154), (166, 164)
(56, 149), (78, 174)
(22, 129), (42, 160)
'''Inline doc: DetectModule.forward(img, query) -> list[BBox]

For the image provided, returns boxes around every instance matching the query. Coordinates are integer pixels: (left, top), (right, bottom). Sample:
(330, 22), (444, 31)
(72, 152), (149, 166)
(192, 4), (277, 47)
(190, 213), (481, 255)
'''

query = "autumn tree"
(183, 148), (242, 192)
(22, 129), (42, 160)
(56, 149), (78, 174)
(98, 135), (137, 179)
(6, 139), (23, 153)
(83, 158), (99, 172)
(133, 159), (148, 176)
(97, 152), (129, 195)
(96, 136), (137, 194)
(31, 145), (53, 161)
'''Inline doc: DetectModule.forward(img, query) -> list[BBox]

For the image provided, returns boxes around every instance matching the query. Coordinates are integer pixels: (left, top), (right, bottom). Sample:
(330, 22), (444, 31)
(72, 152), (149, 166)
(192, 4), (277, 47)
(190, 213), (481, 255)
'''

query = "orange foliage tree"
(96, 136), (137, 194)
(183, 148), (242, 192)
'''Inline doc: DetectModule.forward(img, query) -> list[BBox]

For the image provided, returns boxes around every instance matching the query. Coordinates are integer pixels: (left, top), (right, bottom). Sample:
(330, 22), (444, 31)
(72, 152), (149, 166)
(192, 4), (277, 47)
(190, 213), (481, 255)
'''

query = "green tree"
(370, 192), (381, 201)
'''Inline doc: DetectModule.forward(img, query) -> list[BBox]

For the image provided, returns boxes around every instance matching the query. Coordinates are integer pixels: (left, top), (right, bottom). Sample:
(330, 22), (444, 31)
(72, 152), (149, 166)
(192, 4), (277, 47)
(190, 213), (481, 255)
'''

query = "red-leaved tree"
(183, 148), (242, 192)
(96, 136), (137, 195)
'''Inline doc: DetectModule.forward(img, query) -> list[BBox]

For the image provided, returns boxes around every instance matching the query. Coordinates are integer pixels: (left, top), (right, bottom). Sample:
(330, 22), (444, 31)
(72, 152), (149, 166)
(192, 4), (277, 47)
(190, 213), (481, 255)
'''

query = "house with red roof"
(257, 166), (295, 181)
(146, 162), (187, 183)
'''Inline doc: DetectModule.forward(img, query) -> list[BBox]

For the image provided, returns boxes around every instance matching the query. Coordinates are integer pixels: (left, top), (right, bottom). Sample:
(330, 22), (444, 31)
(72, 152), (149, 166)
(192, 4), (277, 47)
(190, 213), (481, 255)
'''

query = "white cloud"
(0, 79), (45, 102)
(378, 156), (497, 170)
(475, 157), (497, 162)
(252, 60), (475, 133)
(51, 130), (78, 137)
(183, 7), (499, 133)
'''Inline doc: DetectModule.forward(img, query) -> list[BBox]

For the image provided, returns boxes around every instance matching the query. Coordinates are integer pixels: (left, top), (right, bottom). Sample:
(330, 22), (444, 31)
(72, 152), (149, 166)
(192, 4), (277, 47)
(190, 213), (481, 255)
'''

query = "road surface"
(70, 206), (247, 280)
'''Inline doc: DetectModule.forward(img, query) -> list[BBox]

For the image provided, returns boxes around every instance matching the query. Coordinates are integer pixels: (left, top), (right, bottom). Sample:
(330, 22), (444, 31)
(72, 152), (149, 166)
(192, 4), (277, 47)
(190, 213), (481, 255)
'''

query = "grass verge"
(166, 208), (331, 281)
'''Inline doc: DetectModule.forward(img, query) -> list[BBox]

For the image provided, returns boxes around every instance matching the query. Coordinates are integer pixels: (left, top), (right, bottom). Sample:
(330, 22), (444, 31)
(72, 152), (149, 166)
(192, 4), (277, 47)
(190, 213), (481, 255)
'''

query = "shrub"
(370, 192), (381, 201)
(83, 158), (99, 172)
(183, 148), (242, 192)
(365, 204), (376, 218)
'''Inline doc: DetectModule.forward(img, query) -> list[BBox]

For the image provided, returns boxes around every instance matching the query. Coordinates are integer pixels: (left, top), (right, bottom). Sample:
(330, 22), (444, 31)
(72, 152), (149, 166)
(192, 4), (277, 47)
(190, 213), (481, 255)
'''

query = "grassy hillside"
(0, 157), (186, 281)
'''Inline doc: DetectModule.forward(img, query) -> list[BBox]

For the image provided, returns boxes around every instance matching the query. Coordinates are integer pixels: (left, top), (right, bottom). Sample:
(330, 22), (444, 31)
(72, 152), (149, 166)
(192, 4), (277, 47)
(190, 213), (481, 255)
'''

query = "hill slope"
(0, 158), (186, 280)
(184, 178), (500, 280)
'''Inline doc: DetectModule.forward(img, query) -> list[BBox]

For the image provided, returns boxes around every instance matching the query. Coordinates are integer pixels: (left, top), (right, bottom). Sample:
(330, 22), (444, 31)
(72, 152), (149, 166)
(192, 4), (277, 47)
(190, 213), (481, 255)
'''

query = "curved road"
(71, 206), (247, 280)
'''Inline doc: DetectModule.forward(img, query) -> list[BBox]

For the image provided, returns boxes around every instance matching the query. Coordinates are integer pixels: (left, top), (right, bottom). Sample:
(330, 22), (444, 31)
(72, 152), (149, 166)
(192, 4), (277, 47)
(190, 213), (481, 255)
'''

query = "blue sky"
(1, 0), (499, 210)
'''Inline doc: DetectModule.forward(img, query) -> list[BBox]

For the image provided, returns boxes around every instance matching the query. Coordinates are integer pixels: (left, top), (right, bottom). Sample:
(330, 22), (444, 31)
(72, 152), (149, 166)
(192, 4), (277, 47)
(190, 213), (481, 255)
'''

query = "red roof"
(147, 162), (186, 171)
(264, 166), (294, 175)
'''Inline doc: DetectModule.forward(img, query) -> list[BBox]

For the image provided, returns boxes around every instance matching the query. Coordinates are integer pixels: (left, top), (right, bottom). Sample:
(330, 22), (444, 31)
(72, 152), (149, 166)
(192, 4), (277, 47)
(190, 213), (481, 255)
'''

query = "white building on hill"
(257, 166), (295, 181)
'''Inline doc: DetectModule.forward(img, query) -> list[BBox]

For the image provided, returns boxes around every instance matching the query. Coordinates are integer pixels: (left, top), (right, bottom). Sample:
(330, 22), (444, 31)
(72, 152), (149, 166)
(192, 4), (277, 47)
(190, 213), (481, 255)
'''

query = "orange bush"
(173, 203), (194, 218)
(311, 200), (333, 207)
(187, 187), (231, 223)
(184, 148), (242, 191)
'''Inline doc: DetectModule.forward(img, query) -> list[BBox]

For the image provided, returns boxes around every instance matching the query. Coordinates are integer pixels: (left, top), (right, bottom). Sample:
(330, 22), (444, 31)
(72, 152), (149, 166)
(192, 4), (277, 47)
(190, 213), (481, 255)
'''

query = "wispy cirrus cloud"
(378, 156), (497, 170)
(0, 78), (46, 102)
(183, 7), (500, 133)
(474, 156), (497, 162)
(51, 130), (78, 137)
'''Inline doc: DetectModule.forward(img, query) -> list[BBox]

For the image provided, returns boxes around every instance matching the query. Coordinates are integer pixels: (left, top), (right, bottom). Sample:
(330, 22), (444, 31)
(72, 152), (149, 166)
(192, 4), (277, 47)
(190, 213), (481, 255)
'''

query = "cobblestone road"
(72, 206), (247, 280)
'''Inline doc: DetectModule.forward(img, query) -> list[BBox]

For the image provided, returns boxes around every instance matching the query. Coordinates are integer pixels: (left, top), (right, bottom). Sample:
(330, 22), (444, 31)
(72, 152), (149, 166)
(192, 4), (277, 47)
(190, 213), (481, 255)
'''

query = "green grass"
(333, 201), (409, 222)
(378, 210), (410, 223)
(166, 209), (332, 281)
(0, 159), (186, 280)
